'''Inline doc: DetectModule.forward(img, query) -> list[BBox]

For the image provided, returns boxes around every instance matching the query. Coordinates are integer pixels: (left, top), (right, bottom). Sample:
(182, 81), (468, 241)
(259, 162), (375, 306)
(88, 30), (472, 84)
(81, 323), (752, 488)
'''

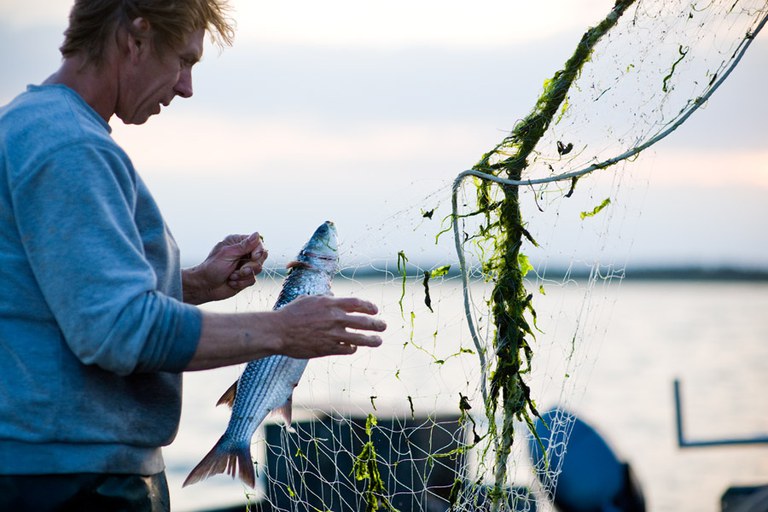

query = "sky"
(1, 0), (767, 271)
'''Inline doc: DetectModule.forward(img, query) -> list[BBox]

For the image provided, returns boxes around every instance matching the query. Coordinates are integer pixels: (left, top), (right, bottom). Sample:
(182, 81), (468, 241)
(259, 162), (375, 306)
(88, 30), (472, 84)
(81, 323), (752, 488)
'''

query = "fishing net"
(182, 1), (767, 510)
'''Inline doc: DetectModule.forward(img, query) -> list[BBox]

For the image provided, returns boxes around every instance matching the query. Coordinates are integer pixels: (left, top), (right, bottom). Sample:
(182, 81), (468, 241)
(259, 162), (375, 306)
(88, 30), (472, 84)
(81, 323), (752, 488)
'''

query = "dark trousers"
(0, 472), (169, 512)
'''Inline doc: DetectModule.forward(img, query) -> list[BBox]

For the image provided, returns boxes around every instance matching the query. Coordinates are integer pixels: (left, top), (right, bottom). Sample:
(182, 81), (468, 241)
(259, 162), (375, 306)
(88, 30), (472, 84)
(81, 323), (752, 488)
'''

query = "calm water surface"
(165, 278), (768, 512)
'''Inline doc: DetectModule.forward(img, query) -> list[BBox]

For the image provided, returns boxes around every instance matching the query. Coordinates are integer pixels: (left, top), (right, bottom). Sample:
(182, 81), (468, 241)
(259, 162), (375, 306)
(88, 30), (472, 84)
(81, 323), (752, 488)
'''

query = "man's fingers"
(239, 259), (265, 275)
(229, 265), (253, 279)
(240, 232), (264, 253)
(342, 333), (383, 348)
(227, 266), (258, 292)
(291, 295), (379, 316)
(221, 232), (265, 262)
(343, 314), (387, 333)
(276, 295), (385, 358)
(331, 297), (379, 315)
(334, 342), (359, 355)
(251, 247), (267, 260)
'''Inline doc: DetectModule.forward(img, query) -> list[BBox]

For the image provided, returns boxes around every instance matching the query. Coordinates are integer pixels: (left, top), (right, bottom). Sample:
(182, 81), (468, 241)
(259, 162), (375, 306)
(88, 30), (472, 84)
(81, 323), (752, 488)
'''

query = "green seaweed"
(353, 414), (398, 512)
(396, 251), (408, 318)
(517, 254), (534, 278)
(556, 140), (574, 155)
(449, 478), (463, 508)
(459, 393), (482, 445)
(580, 198), (612, 219)
(423, 264), (451, 312)
(663, 44), (689, 92)
(465, 1), (637, 507)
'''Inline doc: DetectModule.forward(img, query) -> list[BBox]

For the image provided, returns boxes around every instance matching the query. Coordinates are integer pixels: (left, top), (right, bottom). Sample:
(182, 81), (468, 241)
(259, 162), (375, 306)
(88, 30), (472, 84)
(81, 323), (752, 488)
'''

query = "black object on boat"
(528, 407), (646, 512)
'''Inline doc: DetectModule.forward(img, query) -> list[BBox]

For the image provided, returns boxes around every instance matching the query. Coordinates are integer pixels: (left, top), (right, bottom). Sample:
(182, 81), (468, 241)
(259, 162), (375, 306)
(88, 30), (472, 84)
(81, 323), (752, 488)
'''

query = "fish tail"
(182, 435), (256, 488)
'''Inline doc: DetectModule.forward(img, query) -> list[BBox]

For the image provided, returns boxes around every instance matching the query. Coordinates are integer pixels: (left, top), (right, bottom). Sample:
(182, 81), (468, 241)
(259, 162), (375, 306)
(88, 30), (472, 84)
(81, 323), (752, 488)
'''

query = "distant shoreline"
(239, 264), (768, 282)
(614, 267), (768, 282)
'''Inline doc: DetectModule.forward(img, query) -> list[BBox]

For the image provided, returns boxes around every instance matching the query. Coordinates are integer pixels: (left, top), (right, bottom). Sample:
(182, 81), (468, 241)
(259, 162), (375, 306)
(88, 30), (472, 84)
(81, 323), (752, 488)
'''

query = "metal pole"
(674, 378), (768, 448)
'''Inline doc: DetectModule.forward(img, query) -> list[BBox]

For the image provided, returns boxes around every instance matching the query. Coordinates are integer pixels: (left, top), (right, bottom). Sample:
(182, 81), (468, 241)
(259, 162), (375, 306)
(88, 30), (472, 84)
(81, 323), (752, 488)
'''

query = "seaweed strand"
(462, 2), (638, 508)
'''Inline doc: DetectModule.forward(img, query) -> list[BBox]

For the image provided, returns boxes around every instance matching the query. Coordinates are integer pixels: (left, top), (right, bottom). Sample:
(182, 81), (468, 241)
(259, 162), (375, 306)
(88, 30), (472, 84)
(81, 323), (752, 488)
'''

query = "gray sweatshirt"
(0, 84), (202, 475)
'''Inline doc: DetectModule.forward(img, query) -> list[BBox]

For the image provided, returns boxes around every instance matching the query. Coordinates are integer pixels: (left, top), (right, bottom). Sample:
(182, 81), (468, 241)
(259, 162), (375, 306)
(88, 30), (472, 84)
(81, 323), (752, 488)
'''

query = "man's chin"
(116, 112), (152, 126)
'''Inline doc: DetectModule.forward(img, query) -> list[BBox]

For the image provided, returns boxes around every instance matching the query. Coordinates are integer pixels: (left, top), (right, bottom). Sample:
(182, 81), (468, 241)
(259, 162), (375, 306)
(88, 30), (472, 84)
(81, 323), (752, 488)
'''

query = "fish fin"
(286, 260), (310, 270)
(183, 435), (256, 488)
(216, 380), (238, 408)
(271, 396), (294, 430)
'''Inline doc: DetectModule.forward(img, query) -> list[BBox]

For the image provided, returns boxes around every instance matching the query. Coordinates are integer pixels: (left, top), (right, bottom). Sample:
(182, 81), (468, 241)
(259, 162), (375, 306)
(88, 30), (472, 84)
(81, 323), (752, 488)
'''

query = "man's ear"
(126, 17), (152, 62)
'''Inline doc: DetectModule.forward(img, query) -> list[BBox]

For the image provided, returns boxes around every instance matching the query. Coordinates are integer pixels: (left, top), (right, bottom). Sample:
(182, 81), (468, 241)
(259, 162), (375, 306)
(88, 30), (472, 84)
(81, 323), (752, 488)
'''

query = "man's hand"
(186, 295), (386, 371)
(272, 295), (386, 358)
(182, 232), (268, 305)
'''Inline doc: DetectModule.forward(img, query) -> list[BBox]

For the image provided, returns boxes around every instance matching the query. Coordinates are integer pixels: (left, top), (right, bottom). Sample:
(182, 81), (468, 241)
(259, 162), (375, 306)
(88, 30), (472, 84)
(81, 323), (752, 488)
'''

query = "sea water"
(165, 278), (768, 512)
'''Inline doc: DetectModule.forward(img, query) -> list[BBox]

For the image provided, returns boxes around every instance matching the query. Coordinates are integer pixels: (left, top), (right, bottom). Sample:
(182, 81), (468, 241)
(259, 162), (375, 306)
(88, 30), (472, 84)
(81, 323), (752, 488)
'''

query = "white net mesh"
(180, 1), (767, 510)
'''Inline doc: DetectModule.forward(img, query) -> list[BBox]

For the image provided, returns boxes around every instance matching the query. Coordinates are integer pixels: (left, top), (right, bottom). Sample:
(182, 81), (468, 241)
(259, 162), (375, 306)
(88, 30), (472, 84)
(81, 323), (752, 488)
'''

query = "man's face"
(117, 27), (205, 125)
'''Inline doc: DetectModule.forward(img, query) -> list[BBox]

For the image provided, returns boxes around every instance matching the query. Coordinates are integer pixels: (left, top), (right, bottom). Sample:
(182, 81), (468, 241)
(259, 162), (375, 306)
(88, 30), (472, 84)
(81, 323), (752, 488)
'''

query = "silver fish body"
(183, 221), (338, 488)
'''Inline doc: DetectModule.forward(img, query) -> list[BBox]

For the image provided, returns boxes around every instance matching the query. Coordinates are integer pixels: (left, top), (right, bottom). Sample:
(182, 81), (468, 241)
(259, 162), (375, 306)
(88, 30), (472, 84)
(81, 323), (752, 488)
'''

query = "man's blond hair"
(60, 0), (235, 66)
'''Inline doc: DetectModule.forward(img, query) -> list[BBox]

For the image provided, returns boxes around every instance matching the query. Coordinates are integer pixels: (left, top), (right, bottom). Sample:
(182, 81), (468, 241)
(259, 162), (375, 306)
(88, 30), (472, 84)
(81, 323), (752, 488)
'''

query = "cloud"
(642, 147), (768, 189)
(0, 0), (621, 46)
(0, 24), (64, 105)
(183, 37), (577, 125)
(231, 0), (615, 47)
(2, 1), (766, 268)
(112, 114), (493, 179)
(0, 1), (69, 29)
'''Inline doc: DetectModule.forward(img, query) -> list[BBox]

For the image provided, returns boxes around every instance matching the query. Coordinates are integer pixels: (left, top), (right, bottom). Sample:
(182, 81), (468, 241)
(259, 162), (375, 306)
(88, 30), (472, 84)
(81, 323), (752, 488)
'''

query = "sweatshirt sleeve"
(10, 138), (201, 376)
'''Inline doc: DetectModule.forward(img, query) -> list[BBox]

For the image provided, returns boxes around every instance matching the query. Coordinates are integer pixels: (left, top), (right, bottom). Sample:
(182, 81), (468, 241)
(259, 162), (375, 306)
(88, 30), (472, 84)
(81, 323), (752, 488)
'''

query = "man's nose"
(174, 68), (193, 98)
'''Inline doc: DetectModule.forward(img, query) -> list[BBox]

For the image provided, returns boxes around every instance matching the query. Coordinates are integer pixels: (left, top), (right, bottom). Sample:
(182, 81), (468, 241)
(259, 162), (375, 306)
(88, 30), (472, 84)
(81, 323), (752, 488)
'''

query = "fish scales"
(184, 221), (339, 488)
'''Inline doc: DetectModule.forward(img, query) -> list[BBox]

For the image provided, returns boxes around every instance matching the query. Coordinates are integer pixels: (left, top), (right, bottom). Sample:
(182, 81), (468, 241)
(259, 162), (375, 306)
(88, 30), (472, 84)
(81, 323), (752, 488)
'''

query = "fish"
(183, 221), (339, 488)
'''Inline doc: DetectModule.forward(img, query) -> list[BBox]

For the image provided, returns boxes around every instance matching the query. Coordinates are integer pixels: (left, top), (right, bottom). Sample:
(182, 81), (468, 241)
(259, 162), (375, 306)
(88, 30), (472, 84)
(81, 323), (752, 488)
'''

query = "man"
(0, 1), (386, 510)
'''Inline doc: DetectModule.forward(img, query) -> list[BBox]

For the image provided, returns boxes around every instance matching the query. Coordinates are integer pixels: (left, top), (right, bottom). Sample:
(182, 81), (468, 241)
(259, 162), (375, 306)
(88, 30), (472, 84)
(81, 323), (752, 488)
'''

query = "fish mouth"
(302, 221), (338, 257)
(317, 221), (337, 237)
